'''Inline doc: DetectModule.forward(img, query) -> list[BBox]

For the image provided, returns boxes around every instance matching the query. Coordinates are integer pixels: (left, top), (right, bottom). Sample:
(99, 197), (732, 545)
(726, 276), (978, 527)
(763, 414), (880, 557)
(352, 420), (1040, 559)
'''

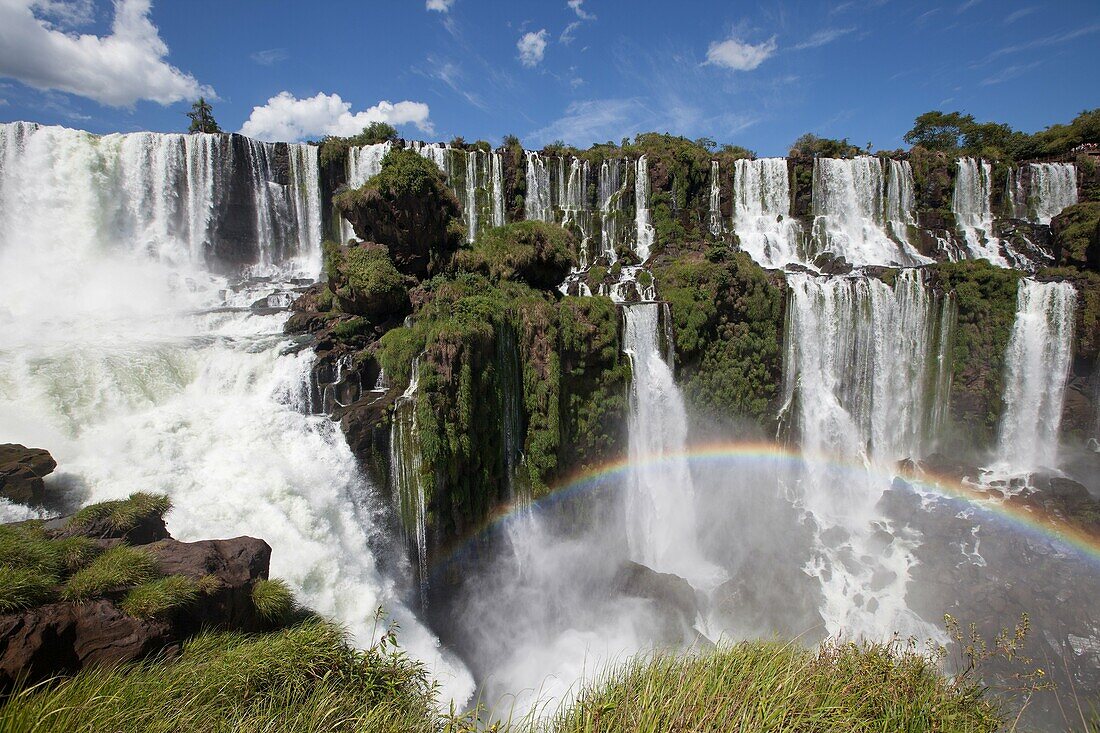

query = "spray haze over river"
(2, 122), (1099, 728)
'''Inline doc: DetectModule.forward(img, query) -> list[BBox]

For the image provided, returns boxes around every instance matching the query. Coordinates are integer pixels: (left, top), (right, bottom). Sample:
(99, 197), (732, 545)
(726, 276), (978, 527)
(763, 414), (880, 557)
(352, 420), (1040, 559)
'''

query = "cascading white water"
(1005, 166), (1029, 220)
(562, 158), (591, 266)
(391, 357), (429, 589)
(994, 280), (1076, 474)
(0, 121), (472, 703)
(491, 150), (505, 228)
(623, 303), (711, 583)
(339, 142), (391, 243)
(810, 156), (929, 267)
(525, 151), (552, 223)
(1028, 163), (1078, 226)
(634, 156), (656, 262)
(732, 158), (803, 268)
(782, 270), (952, 639)
(409, 141), (449, 174)
(465, 150), (479, 244)
(599, 159), (626, 263)
(952, 157), (1007, 266)
(708, 160), (722, 238)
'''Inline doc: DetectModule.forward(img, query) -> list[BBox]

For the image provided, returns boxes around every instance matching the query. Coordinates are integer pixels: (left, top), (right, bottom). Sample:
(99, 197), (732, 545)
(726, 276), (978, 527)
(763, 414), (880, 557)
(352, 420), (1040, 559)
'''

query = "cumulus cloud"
(238, 92), (433, 142)
(517, 29), (548, 67)
(567, 0), (595, 20)
(0, 0), (212, 107)
(426, 0), (454, 11)
(704, 35), (777, 71)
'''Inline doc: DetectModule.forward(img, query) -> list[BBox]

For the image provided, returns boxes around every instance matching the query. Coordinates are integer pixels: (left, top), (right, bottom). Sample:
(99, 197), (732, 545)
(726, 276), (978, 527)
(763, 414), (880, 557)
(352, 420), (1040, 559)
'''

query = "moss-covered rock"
(323, 241), (409, 320)
(1051, 201), (1100, 271)
(453, 221), (577, 290)
(334, 149), (462, 278)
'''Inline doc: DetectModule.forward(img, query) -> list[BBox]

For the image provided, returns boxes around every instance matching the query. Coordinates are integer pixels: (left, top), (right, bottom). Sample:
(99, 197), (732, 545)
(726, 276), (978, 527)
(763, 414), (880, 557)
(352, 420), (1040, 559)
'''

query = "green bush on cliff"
(323, 240), (408, 320)
(454, 221), (577, 289)
(318, 122), (399, 168)
(1051, 202), (1100, 271)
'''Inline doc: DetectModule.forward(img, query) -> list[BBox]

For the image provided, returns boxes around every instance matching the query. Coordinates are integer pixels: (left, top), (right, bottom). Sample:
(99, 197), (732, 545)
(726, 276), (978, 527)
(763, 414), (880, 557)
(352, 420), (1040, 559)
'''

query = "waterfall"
(491, 150), (505, 228)
(599, 159), (626, 263)
(781, 270), (953, 639)
(1028, 163), (1078, 226)
(391, 357), (430, 590)
(0, 121), (472, 701)
(465, 150), (479, 243)
(810, 156), (929, 267)
(339, 142), (391, 243)
(952, 158), (1007, 266)
(732, 158), (803, 268)
(634, 156), (656, 262)
(496, 324), (526, 507)
(994, 280), (1076, 474)
(409, 141), (449, 174)
(1005, 166), (1028, 220)
(708, 160), (722, 237)
(525, 151), (552, 223)
(562, 158), (591, 267)
(623, 303), (711, 582)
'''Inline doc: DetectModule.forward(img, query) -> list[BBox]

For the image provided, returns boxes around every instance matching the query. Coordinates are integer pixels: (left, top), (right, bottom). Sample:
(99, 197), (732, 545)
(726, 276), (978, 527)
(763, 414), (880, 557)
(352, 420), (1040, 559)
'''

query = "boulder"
(613, 561), (699, 639)
(0, 444), (57, 506)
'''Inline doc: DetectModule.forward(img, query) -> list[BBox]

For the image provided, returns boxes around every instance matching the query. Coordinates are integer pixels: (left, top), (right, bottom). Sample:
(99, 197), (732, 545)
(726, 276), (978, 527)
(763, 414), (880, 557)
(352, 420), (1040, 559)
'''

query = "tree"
(789, 133), (863, 158)
(358, 122), (398, 145)
(187, 97), (221, 134)
(903, 111), (973, 152)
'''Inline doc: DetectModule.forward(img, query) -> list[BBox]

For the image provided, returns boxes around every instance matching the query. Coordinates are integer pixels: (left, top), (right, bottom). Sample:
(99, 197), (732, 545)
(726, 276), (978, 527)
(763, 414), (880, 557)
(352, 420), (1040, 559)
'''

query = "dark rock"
(613, 561), (698, 629)
(0, 444), (57, 506)
(813, 252), (852, 275)
(49, 509), (169, 546)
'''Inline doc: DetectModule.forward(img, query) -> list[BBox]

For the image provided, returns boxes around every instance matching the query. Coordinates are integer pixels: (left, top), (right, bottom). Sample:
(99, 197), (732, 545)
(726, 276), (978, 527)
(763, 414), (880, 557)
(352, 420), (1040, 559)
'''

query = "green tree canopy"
(186, 97), (221, 134)
(903, 111), (973, 152)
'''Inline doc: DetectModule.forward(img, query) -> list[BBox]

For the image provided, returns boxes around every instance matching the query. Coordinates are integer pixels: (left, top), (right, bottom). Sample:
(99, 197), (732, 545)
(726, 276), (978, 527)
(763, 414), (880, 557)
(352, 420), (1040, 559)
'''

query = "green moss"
(323, 240), (408, 320)
(330, 317), (372, 342)
(63, 546), (159, 601)
(120, 575), (199, 619)
(66, 492), (171, 534)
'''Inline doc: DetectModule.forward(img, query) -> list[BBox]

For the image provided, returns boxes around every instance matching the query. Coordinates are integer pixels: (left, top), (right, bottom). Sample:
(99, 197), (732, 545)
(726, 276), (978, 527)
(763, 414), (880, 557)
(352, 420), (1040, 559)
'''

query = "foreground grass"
(0, 619), (442, 733)
(539, 639), (1002, 733)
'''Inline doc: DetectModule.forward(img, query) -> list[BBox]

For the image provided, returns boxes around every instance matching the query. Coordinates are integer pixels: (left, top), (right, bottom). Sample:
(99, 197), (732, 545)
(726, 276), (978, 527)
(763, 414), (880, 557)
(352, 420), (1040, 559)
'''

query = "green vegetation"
(121, 575), (200, 619)
(654, 251), (786, 426)
(63, 546), (159, 601)
(0, 619), (446, 733)
(337, 148), (444, 202)
(0, 566), (55, 613)
(251, 578), (295, 623)
(454, 221), (577, 289)
(318, 122), (400, 168)
(1052, 201), (1100, 270)
(323, 240), (408, 320)
(66, 491), (171, 534)
(0, 522), (101, 611)
(789, 133), (865, 158)
(904, 108), (1100, 160)
(186, 97), (221, 134)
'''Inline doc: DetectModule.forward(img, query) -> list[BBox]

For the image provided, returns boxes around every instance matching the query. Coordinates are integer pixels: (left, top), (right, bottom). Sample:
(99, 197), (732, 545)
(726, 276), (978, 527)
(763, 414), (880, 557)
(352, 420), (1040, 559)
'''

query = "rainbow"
(431, 440), (1100, 576)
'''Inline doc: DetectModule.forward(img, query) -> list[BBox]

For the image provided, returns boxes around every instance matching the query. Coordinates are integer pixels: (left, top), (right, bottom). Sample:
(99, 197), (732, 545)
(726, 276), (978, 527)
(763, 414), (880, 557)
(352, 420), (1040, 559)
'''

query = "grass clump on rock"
(66, 492), (171, 534)
(251, 578), (295, 623)
(63, 546), (159, 601)
(120, 575), (200, 619)
(0, 523), (102, 611)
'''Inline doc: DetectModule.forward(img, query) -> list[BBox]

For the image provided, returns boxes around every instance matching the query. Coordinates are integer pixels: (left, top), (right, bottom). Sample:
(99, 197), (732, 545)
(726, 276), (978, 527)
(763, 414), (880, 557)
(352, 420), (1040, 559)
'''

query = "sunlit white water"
(338, 141), (391, 243)
(633, 156), (656, 262)
(952, 157), (1008, 266)
(810, 157), (929, 267)
(0, 122), (473, 703)
(525, 150), (553, 223)
(598, 158), (627, 263)
(732, 158), (803, 268)
(1029, 163), (1078, 226)
(391, 356), (429, 595)
(562, 158), (592, 267)
(994, 279), (1076, 474)
(709, 160), (722, 237)
(782, 271), (952, 640)
(491, 150), (505, 228)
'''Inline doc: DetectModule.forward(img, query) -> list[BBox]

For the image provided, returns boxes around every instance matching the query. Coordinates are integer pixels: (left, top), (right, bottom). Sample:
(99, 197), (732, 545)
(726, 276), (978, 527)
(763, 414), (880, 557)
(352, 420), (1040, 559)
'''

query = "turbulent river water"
(1, 122), (1098, 728)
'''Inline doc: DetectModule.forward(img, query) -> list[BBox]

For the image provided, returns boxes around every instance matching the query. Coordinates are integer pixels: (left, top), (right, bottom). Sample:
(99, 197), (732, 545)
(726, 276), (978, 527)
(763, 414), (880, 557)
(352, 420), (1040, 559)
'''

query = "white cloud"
(0, 0), (211, 107)
(560, 20), (581, 45)
(794, 27), (855, 50)
(426, 0), (454, 11)
(705, 35), (777, 71)
(567, 0), (595, 20)
(238, 92), (433, 142)
(250, 48), (287, 66)
(530, 98), (644, 146)
(517, 29), (548, 67)
(957, 0), (982, 13)
(1003, 6), (1037, 23)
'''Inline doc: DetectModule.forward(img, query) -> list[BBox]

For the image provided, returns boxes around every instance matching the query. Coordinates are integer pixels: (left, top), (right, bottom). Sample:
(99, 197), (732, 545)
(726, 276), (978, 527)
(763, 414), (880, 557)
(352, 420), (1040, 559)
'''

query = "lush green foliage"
(346, 148), (446, 200)
(186, 98), (221, 134)
(790, 133), (865, 158)
(251, 578), (295, 623)
(121, 576), (200, 619)
(543, 639), (1002, 733)
(1052, 202), (1100, 270)
(0, 522), (101, 610)
(63, 546), (159, 601)
(454, 221), (577, 289)
(905, 108), (1100, 160)
(318, 122), (399, 168)
(0, 620), (445, 733)
(0, 566), (55, 613)
(654, 251), (786, 426)
(322, 240), (407, 320)
(66, 492), (172, 534)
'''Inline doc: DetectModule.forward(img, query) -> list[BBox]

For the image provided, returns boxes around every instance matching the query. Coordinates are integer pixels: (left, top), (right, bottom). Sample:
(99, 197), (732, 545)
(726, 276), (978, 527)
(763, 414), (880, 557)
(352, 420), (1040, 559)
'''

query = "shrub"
(251, 578), (295, 623)
(454, 221), (577, 289)
(66, 492), (171, 534)
(120, 576), (199, 619)
(63, 546), (159, 601)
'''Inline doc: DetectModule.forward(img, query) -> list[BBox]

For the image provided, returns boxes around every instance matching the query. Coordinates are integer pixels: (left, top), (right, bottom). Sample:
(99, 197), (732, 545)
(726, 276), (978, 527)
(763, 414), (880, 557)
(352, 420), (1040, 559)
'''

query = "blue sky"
(0, 0), (1096, 156)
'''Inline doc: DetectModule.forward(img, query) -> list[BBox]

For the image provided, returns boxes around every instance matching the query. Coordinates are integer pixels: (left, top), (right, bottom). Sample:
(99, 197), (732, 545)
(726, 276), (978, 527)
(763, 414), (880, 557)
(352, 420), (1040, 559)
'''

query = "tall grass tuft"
(0, 566), (55, 612)
(62, 546), (159, 601)
(120, 576), (199, 619)
(251, 578), (294, 623)
(66, 492), (172, 534)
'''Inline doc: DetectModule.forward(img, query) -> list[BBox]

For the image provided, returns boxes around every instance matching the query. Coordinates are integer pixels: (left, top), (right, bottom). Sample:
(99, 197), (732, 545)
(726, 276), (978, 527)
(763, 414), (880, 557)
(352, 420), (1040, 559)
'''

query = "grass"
(65, 492), (171, 534)
(0, 523), (102, 610)
(0, 566), (55, 613)
(120, 575), (199, 619)
(250, 578), (295, 623)
(62, 546), (159, 601)
(0, 620), (444, 733)
(539, 639), (1003, 733)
